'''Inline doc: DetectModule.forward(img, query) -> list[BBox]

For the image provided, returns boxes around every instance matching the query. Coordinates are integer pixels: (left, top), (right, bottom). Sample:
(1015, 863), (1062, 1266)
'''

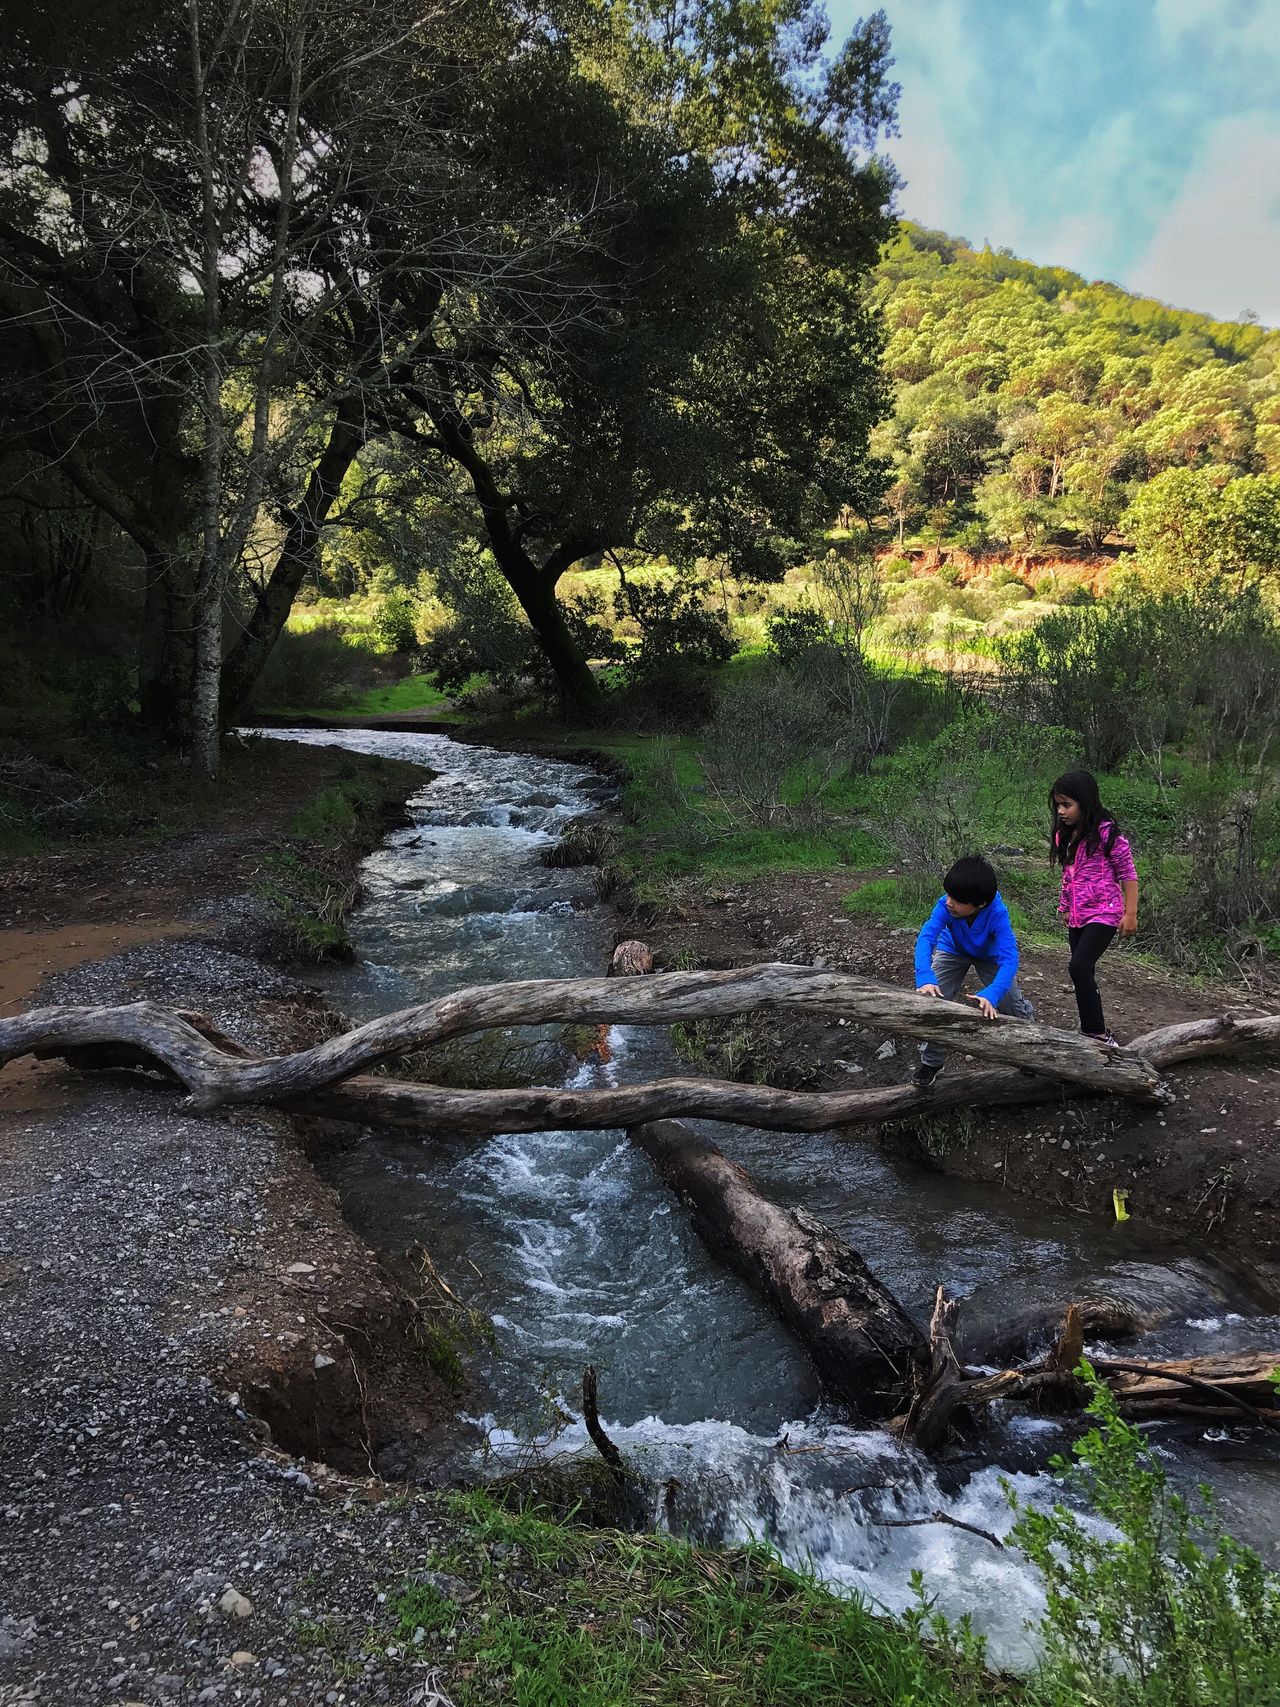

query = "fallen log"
(10, 1002), (1280, 1139)
(0, 963), (1171, 1107)
(628, 1119), (927, 1420)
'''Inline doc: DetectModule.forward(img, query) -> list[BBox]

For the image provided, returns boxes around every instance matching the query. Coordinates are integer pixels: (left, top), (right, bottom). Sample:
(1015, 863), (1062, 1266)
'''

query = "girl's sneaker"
(1084, 1031), (1120, 1049)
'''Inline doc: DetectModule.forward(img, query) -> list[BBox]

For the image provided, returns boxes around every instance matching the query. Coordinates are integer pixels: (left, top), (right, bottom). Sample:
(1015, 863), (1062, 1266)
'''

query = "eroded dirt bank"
(0, 742), (470, 1704)
(623, 867), (1280, 1285)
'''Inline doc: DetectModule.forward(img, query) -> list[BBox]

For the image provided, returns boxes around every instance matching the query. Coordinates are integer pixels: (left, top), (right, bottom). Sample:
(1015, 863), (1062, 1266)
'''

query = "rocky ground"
(0, 747), (470, 1706)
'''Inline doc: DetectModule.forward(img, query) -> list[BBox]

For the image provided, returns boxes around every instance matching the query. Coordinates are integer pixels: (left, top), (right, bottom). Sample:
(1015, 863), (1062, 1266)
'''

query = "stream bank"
(0, 738), (481, 1703)
(618, 865), (1280, 1279)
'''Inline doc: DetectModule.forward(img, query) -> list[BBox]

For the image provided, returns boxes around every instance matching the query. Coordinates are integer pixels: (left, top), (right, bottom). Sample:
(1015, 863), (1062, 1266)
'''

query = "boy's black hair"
(943, 855), (998, 907)
(1049, 769), (1119, 866)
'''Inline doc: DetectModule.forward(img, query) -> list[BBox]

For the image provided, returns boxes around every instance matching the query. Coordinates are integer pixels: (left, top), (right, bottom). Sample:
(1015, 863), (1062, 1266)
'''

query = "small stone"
(314, 1353), (336, 1370)
(287, 1262), (317, 1275)
(227, 1650), (257, 1668)
(875, 1040), (897, 1061)
(218, 1587), (253, 1619)
(414, 1570), (477, 1604)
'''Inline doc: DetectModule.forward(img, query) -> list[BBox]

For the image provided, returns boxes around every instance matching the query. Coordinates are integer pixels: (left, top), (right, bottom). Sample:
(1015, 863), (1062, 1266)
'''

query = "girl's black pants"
(1067, 923), (1117, 1035)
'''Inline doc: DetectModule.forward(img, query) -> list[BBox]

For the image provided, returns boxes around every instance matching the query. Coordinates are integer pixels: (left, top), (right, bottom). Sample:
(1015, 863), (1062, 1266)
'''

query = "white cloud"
(887, 108), (964, 230)
(1151, 0), (1235, 46)
(1130, 115), (1280, 323)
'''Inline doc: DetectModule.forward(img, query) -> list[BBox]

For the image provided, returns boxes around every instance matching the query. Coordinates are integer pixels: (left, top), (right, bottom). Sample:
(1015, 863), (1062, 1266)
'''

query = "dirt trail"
(0, 740), (476, 1702)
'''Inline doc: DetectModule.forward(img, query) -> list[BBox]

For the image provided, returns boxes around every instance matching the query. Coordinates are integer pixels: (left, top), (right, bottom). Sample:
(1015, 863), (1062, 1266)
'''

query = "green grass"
(531, 727), (889, 893)
(381, 1491), (999, 1707)
(337, 672), (476, 717)
(256, 670), (473, 723)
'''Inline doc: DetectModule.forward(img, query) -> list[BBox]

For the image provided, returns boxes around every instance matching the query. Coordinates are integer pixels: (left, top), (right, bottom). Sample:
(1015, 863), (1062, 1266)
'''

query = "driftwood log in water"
(626, 1126), (1280, 1443)
(0, 963), (1176, 1106)
(892, 1292), (1280, 1447)
(629, 1120), (927, 1419)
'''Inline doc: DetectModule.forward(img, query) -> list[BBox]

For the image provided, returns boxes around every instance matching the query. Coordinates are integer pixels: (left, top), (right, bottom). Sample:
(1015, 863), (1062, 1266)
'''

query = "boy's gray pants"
(918, 951), (1035, 1068)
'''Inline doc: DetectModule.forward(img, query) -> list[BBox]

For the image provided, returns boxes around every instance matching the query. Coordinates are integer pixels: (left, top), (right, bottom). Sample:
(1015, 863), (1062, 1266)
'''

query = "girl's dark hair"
(1049, 770), (1118, 866)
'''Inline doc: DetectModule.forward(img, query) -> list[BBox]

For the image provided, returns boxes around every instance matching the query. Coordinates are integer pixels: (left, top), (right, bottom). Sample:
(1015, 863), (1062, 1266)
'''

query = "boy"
(910, 855), (1035, 1087)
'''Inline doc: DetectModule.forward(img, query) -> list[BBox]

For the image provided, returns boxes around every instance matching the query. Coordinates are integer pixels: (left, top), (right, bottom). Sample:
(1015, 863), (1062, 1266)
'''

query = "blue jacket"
(914, 894), (1020, 1005)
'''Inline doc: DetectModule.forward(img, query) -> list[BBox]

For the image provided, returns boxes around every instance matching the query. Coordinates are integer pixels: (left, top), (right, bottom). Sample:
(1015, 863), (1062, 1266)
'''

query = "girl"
(1050, 770), (1139, 1046)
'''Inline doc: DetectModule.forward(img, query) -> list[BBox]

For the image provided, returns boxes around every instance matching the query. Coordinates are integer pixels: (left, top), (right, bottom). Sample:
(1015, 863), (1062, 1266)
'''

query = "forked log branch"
(890, 1287), (1280, 1447)
(9, 1000), (1278, 1139)
(0, 964), (1180, 1107)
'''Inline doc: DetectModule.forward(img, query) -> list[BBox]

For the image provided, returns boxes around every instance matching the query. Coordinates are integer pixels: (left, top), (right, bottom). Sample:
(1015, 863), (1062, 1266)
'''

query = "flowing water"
(255, 726), (1280, 1663)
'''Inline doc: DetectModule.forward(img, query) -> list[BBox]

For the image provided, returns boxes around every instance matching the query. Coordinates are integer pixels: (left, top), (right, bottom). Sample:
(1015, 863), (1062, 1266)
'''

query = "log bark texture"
(0, 964), (1180, 1110)
(11, 1003), (1276, 1141)
(628, 1120), (928, 1419)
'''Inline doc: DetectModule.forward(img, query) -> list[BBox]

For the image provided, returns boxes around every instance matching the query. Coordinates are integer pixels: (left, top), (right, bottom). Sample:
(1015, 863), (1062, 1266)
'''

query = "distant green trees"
(872, 225), (1280, 567)
(1, 0), (901, 748)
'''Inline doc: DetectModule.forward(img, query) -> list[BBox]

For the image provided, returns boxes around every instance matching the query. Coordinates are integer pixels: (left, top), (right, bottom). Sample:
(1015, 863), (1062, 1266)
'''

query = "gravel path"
(1, 940), (460, 1706)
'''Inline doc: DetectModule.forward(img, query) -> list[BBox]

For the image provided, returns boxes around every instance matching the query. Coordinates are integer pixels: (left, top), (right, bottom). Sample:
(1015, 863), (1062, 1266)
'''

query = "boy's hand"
(1119, 912), (1138, 937)
(917, 983), (943, 998)
(966, 994), (997, 1020)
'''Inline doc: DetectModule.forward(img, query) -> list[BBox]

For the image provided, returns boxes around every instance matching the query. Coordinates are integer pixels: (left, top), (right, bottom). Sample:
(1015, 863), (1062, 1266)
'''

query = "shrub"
(368, 590), (419, 654)
(1000, 581), (1280, 769)
(766, 606), (829, 669)
(247, 622), (382, 711)
(866, 707), (1074, 876)
(606, 576), (734, 728)
(1008, 1367), (1280, 1704)
(701, 664), (849, 825)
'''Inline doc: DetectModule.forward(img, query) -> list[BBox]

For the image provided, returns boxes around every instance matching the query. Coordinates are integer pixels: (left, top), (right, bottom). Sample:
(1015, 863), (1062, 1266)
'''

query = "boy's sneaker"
(1084, 1031), (1120, 1049)
(911, 1061), (943, 1088)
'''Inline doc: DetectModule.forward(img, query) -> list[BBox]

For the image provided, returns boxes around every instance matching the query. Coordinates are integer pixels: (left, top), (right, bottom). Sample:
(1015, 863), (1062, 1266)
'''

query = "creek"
(256, 726), (1280, 1665)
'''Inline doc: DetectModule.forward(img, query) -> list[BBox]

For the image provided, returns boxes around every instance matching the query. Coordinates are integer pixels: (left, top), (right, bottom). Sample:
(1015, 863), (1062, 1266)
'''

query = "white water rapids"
(251, 726), (1280, 1665)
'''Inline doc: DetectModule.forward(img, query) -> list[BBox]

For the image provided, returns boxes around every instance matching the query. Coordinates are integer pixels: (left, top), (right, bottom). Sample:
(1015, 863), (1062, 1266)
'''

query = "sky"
(828, 0), (1280, 326)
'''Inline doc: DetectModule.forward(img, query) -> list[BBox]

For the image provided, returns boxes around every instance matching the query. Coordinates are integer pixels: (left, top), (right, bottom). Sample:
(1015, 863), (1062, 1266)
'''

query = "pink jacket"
(1057, 821), (1138, 928)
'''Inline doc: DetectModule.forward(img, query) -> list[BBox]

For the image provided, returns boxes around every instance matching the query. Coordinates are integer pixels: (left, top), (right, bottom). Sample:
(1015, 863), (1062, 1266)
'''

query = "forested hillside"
(871, 223), (1280, 555)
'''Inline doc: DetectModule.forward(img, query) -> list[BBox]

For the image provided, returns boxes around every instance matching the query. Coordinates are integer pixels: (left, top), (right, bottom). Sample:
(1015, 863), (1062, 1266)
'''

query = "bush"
(1001, 581), (1280, 769)
(766, 606), (829, 669)
(368, 590), (419, 655)
(1007, 1367), (1280, 1704)
(606, 577), (734, 728)
(68, 658), (136, 728)
(866, 707), (1074, 877)
(701, 665), (849, 825)
(247, 622), (382, 711)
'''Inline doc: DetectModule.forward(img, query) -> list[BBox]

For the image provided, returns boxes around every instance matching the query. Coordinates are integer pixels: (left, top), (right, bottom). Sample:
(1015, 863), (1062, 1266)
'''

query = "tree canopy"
(1, 0), (902, 741)
(871, 224), (1280, 556)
